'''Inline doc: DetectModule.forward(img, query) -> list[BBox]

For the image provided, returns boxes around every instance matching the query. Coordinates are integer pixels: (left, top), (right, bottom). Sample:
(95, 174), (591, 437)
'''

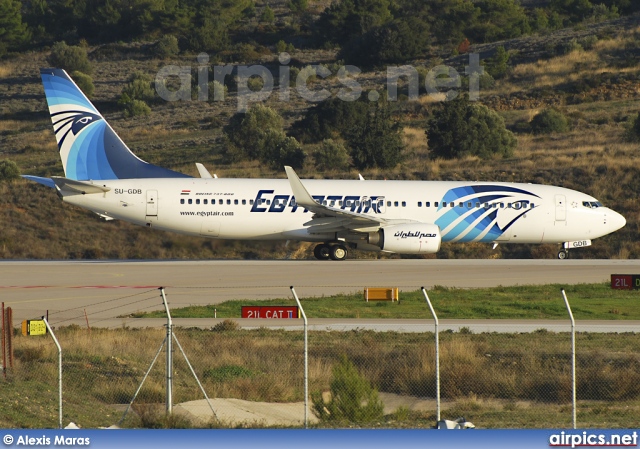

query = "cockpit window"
(582, 201), (603, 208)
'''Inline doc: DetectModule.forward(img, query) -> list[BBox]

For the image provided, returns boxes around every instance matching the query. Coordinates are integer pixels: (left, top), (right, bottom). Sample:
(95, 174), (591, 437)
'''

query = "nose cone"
(608, 209), (626, 232)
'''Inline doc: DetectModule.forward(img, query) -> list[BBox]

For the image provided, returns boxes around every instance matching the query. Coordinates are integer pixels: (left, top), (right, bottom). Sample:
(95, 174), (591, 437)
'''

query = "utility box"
(364, 288), (399, 302)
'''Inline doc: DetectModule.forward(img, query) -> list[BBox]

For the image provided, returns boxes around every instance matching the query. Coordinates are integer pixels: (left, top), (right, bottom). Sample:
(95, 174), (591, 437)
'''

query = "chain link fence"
(2, 286), (640, 429)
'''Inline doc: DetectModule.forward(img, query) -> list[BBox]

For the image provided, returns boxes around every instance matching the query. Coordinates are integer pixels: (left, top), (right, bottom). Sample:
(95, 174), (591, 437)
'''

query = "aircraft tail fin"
(39, 68), (189, 181)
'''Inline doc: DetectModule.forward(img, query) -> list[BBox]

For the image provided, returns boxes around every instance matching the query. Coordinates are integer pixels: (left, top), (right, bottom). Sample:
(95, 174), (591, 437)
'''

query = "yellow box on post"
(364, 288), (399, 302)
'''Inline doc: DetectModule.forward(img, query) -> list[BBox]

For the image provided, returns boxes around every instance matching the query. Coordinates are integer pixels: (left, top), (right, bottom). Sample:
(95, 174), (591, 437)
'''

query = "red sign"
(611, 275), (634, 290)
(241, 306), (299, 319)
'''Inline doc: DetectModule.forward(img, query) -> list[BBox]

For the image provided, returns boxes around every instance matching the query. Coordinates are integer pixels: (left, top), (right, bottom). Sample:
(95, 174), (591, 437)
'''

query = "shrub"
(426, 95), (516, 159)
(123, 99), (151, 117)
(261, 5), (275, 23)
(153, 35), (179, 59)
(264, 135), (306, 170)
(0, 159), (20, 182)
(70, 71), (94, 98)
(223, 104), (285, 161)
(121, 71), (155, 103)
(48, 41), (93, 75)
(530, 108), (569, 134)
(312, 355), (384, 424)
(624, 113), (640, 142)
(314, 139), (351, 171)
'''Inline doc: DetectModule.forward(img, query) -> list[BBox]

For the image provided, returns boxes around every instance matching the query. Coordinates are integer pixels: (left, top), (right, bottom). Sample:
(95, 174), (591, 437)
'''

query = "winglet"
(196, 163), (213, 179)
(284, 166), (317, 209)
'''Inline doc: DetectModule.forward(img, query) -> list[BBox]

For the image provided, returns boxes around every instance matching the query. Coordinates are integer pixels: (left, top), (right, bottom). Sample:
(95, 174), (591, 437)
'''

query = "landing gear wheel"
(330, 244), (348, 261)
(557, 250), (569, 260)
(314, 244), (331, 260)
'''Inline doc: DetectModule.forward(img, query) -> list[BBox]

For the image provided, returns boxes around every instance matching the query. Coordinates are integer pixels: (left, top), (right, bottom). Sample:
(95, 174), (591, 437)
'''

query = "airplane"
(24, 68), (626, 261)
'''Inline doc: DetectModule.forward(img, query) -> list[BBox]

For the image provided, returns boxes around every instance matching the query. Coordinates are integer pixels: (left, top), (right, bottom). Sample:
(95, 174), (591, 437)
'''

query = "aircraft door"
(146, 190), (158, 218)
(555, 194), (566, 222)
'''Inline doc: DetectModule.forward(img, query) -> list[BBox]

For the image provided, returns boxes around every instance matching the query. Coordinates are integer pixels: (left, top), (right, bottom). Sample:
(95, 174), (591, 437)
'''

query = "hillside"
(0, 6), (638, 260)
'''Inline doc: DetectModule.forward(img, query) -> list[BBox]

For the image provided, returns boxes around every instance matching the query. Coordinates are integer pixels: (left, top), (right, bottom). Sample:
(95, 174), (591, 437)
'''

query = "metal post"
(43, 318), (62, 429)
(290, 286), (308, 429)
(2, 302), (5, 380)
(160, 287), (172, 415)
(561, 289), (577, 429)
(421, 287), (440, 422)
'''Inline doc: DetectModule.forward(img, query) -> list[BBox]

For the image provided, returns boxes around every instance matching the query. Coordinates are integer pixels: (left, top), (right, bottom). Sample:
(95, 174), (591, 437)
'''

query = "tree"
(290, 97), (370, 144)
(530, 109), (569, 134)
(312, 355), (384, 424)
(349, 99), (405, 170)
(315, 0), (393, 46)
(338, 17), (430, 67)
(0, 0), (28, 56)
(48, 41), (93, 75)
(0, 159), (20, 182)
(153, 34), (179, 59)
(426, 96), (516, 159)
(484, 46), (510, 79)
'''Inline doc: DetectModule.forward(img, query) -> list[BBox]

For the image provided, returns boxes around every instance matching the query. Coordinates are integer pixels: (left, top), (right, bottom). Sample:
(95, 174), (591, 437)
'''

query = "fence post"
(160, 287), (173, 415)
(2, 302), (5, 379)
(290, 286), (308, 429)
(421, 287), (440, 422)
(561, 289), (576, 429)
(43, 318), (62, 429)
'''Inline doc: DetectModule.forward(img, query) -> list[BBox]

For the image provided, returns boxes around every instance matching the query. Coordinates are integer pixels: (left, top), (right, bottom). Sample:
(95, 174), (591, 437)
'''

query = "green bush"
(153, 35), (179, 59)
(314, 139), (351, 171)
(485, 46), (510, 79)
(70, 71), (95, 98)
(426, 96), (516, 159)
(223, 104), (285, 161)
(48, 41), (93, 75)
(261, 5), (275, 23)
(0, 159), (20, 182)
(530, 108), (569, 134)
(312, 355), (384, 424)
(624, 113), (640, 142)
(123, 99), (151, 117)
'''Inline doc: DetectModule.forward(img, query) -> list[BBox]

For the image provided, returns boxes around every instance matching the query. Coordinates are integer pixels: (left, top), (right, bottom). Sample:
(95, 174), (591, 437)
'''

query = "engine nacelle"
(369, 224), (442, 254)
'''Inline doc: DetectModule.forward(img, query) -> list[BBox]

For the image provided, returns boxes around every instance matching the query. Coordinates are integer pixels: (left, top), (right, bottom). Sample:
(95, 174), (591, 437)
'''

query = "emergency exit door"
(146, 190), (158, 217)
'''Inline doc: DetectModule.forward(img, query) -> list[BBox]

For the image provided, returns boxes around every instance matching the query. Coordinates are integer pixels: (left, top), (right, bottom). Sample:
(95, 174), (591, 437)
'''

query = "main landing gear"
(313, 243), (348, 261)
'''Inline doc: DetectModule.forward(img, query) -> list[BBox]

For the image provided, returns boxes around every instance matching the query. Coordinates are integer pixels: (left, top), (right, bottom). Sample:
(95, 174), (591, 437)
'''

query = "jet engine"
(368, 224), (442, 254)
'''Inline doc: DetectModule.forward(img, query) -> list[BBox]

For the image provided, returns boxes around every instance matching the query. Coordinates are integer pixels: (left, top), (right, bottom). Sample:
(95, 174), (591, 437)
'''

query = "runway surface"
(2, 259), (639, 330)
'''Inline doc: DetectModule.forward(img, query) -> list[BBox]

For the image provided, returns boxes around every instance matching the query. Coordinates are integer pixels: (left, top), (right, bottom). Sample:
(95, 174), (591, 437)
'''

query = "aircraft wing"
(284, 166), (416, 234)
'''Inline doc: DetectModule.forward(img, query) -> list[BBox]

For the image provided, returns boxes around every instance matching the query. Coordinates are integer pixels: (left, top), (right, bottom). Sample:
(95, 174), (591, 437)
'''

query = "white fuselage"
(62, 178), (625, 247)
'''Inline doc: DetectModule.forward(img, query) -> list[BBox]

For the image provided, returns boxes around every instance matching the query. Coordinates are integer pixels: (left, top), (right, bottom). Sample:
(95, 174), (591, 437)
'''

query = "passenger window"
(234, 199), (238, 205)
(242, 199), (246, 205)
(467, 202), (472, 208)
(188, 199), (192, 205)
(219, 199), (223, 205)
(204, 199), (208, 205)
(180, 199), (185, 204)
(402, 201), (406, 207)
(227, 199), (231, 205)
(250, 199), (254, 205)
(435, 202), (439, 207)
(418, 202), (422, 207)
(387, 201), (391, 207)
(196, 199), (200, 205)
(476, 202), (480, 208)
(426, 202), (431, 207)
(394, 201), (399, 207)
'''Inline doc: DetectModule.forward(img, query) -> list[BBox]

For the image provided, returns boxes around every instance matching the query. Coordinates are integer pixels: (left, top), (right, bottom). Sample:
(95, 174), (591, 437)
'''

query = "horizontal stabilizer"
(51, 176), (111, 194)
(22, 175), (56, 189)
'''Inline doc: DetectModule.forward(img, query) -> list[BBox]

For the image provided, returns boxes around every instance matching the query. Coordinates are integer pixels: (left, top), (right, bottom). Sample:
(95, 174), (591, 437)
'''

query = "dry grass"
(0, 62), (14, 79)
(6, 326), (640, 428)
